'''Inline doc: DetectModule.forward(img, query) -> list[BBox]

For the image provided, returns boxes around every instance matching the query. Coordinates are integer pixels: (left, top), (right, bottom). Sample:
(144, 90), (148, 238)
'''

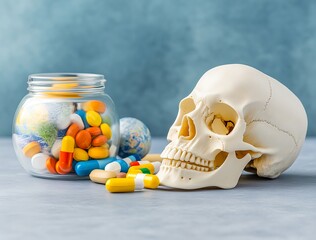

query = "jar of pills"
(12, 73), (119, 179)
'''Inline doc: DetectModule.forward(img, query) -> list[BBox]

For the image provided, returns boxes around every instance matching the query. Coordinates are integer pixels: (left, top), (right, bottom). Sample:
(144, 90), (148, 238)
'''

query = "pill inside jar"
(12, 73), (119, 179)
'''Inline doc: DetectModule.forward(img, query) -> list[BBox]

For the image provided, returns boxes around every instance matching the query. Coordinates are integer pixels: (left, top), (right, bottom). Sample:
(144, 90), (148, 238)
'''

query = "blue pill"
(75, 157), (117, 176)
(76, 110), (90, 128)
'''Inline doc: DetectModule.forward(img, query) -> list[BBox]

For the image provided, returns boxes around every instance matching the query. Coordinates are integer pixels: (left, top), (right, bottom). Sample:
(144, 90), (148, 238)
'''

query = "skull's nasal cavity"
(178, 116), (196, 140)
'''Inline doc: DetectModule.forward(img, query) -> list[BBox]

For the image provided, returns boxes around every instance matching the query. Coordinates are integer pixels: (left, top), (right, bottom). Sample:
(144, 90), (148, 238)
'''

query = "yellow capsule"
(88, 146), (109, 159)
(128, 162), (161, 174)
(61, 136), (75, 153)
(100, 123), (112, 139)
(86, 110), (102, 127)
(126, 173), (160, 189)
(106, 178), (136, 193)
(73, 148), (89, 161)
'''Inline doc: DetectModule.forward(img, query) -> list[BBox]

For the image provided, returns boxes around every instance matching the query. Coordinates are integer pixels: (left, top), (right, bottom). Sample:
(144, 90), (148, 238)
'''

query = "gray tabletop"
(0, 137), (315, 240)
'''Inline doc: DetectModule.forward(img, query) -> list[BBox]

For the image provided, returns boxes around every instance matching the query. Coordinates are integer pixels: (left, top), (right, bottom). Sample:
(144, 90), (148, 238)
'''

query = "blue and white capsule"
(104, 154), (140, 173)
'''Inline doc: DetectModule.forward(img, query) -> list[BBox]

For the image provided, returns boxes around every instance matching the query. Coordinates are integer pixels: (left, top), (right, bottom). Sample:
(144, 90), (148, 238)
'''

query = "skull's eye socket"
(206, 103), (238, 135)
(174, 97), (196, 126)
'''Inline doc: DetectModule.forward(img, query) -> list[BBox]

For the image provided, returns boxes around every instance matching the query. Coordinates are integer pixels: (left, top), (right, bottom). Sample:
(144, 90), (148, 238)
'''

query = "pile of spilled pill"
(91, 154), (162, 193)
(13, 96), (160, 193)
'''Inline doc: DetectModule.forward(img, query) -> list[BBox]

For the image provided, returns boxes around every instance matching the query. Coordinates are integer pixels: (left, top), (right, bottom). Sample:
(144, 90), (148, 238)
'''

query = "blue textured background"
(0, 0), (315, 137)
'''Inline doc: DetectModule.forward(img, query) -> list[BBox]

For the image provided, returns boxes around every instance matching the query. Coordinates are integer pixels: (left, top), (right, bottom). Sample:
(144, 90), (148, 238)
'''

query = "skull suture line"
(157, 64), (308, 189)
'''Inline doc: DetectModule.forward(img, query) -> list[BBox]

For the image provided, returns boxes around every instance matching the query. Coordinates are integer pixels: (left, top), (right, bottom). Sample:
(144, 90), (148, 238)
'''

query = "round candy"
(88, 146), (109, 159)
(92, 135), (107, 147)
(86, 127), (101, 137)
(118, 117), (151, 159)
(75, 130), (91, 149)
(83, 100), (106, 114)
(73, 148), (89, 161)
(31, 153), (49, 171)
(100, 123), (112, 140)
(66, 123), (80, 138)
(86, 111), (101, 127)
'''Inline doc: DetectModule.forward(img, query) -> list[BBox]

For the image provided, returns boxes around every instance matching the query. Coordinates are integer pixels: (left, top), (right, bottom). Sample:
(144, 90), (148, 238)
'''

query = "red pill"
(75, 130), (92, 149)
(130, 161), (140, 167)
(66, 123), (80, 138)
(55, 161), (68, 175)
(58, 136), (75, 173)
(92, 135), (107, 147)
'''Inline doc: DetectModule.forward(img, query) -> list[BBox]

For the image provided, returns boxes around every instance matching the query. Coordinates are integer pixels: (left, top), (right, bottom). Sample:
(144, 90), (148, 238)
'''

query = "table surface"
(0, 137), (316, 240)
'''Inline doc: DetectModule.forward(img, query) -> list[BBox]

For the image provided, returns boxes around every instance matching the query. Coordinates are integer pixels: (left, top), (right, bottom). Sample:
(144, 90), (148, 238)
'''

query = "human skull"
(157, 64), (308, 189)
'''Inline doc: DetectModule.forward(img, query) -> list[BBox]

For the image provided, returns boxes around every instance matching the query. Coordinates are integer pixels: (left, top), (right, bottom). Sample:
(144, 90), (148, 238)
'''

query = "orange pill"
(83, 100), (106, 113)
(66, 123), (80, 138)
(86, 127), (101, 137)
(92, 135), (107, 147)
(88, 146), (109, 159)
(46, 157), (57, 174)
(75, 130), (92, 149)
(23, 141), (41, 158)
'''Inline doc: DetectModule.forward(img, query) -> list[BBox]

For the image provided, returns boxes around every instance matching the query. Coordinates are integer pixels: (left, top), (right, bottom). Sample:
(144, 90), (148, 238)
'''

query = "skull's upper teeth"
(180, 151), (186, 160)
(161, 148), (214, 172)
(174, 149), (182, 160)
(168, 148), (177, 159)
(185, 152), (191, 162)
(189, 155), (195, 163)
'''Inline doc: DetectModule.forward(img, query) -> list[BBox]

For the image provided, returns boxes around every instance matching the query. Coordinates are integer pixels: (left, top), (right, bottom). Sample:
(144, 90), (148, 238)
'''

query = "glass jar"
(12, 73), (119, 179)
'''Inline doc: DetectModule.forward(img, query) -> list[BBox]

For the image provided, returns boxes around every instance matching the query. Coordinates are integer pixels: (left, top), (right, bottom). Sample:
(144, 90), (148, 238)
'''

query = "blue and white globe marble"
(118, 117), (151, 159)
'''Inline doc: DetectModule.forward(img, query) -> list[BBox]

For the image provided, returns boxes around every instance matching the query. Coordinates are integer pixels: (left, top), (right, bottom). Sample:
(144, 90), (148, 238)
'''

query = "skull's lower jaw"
(157, 153), (252, 189)
(157, 165), (213, 189)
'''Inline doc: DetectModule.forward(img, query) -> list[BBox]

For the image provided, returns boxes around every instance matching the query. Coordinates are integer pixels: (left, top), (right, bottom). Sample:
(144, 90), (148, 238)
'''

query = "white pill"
(70, 113), (84, 130)
(104, 162), (121, 174)
(51, 139), (62, 159)
(31, 153), (49, 171)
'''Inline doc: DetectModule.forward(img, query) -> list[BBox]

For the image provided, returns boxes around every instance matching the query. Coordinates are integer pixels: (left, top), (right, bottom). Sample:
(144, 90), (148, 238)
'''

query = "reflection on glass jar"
(12, 73), (119, 179)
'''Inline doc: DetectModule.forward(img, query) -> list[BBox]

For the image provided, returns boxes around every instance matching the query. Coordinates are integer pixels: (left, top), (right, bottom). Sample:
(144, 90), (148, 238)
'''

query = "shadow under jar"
(12, 73), (119, 179)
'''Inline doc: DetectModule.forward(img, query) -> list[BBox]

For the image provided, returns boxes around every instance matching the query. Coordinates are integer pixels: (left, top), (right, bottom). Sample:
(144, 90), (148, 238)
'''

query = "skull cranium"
(157, 64), (308, 189)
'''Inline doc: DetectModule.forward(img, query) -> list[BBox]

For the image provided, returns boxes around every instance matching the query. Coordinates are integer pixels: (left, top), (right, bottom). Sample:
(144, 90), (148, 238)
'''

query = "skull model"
(157, 64), (308, 189)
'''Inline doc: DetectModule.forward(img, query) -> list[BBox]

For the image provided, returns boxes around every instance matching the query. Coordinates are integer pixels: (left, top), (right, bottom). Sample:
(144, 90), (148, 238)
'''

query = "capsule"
(128, 162), (161, 174)
(75, 157), (117, 176)
(127, 173), (160, 189)
(128, 168), (151, 175)
(56, 136), (75, 174)
(104, 154), (141, 173)
(130, 160), (150, 167)
(106, 173), (159, 193)
(141, 154), (163, 162)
